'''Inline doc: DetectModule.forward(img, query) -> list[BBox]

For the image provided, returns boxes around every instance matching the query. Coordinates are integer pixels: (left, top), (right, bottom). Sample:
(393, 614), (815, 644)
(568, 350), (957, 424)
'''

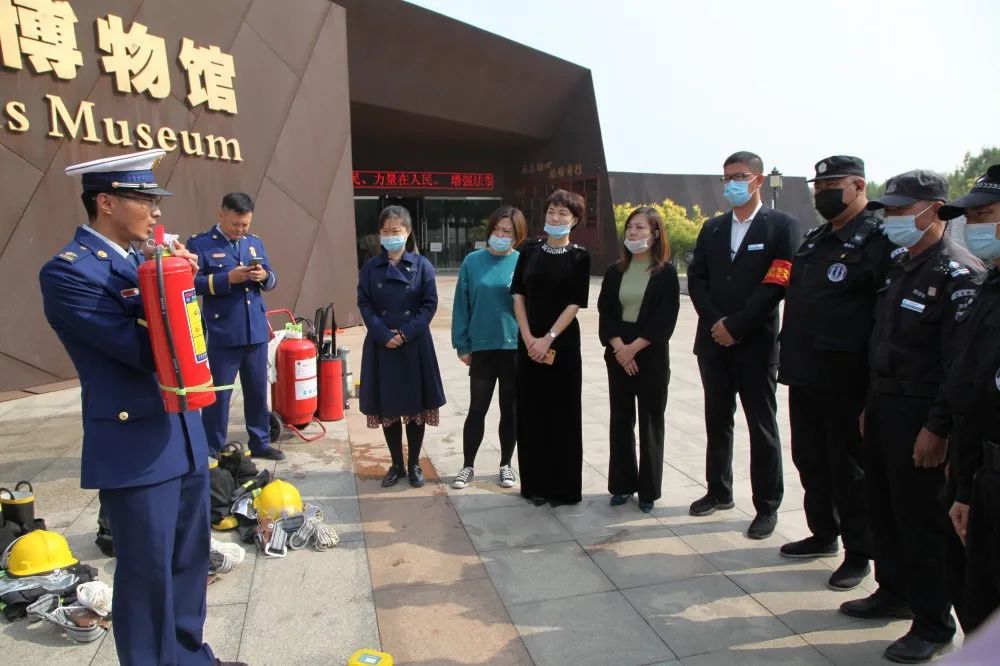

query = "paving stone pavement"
(0, 274), (966, 665)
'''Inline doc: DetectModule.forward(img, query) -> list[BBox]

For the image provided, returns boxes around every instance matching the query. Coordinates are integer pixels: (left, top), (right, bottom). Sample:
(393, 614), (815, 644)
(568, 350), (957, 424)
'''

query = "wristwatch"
(547, 330), (557, 339)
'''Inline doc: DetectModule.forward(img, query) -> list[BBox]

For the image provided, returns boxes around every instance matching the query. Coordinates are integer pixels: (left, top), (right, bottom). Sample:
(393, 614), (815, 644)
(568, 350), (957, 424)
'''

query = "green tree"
(614, 199), (711, 272)
(866, 180), (885, 200)
(947, 146), (1000, 196)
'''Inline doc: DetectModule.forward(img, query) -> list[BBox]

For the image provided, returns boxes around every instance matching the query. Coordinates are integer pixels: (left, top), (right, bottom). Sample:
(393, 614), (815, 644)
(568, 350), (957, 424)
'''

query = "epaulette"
(248, 233), (259, 239)
(946, 260), (971, 279)
(803, 224), (825, 240)
(191, 232), (199, 238)
(54, 245), (91, 263)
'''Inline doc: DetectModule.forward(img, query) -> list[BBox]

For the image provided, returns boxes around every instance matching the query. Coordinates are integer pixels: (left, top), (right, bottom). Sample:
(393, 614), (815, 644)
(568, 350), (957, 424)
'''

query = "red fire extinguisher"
(139, 225), (216, 412)
(268, 309), (326, 442)
(314, 303), (343, 422)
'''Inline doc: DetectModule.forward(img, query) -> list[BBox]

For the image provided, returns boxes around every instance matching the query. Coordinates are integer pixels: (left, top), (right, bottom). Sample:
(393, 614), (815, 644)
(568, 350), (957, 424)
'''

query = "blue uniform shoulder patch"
(55, 245), (91, 263)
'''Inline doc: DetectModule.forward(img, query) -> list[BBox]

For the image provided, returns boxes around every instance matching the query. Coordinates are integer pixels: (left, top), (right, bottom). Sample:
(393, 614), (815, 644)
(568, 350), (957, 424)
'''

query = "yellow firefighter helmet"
(5, 530), (79, 577)
(253, 480), (303, 521)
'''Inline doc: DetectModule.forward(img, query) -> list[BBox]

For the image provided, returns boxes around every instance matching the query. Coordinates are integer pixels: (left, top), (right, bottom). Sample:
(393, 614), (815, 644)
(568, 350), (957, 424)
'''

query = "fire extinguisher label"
(294, 356), (317, 379)
(182, 289), (209, 363)
(295, 378), (318, 400)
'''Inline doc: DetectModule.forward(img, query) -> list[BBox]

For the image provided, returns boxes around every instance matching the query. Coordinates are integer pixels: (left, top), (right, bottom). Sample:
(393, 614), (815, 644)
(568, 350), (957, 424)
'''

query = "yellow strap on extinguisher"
(158, 379), (236, 396)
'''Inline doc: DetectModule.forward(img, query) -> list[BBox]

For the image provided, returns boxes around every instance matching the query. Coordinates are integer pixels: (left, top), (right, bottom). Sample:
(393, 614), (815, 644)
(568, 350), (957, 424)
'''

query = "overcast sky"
(406, 0), (998, 183)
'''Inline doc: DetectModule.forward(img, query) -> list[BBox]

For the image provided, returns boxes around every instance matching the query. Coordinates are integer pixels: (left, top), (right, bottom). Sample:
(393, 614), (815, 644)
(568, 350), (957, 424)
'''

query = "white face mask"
(948, 215), (968, 249)
(624, 237), (651, 254)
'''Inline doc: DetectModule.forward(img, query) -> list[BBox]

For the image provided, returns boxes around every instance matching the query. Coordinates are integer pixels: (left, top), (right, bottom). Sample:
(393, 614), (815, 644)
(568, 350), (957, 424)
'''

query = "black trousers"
(866, 391), (956, 643)
(945, 471), (972, 632)
(698, 352), (782, 515)
(964, 467), (1000, 633)
(516, 342), (583, 504)
(789, 385), (870, 557)
(463, 350), (517, 468)
(606, 342), (669, 503)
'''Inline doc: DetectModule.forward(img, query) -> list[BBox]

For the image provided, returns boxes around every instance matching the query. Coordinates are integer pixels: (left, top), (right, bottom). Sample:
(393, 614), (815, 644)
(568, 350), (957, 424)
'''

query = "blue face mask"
(544, 223), (572, 238)
(380, 234), (407, 252)
(884, 212), (929, 249)
(488, 235), (513, 252)
(723, 179), (753, 207)
(964, 222), (1000, 261)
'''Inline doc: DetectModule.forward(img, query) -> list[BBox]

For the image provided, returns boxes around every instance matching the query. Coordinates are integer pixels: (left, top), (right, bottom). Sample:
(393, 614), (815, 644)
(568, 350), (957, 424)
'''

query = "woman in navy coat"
(358, 205), (446, 488)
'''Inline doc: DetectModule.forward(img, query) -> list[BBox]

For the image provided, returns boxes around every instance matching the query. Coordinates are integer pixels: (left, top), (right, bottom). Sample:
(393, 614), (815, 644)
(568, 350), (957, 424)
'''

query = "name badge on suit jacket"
(748, 243), (764, 251)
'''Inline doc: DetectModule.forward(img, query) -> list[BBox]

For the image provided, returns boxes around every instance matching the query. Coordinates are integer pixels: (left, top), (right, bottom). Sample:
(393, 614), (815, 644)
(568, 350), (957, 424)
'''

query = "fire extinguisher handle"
(265, 309), (296, 337)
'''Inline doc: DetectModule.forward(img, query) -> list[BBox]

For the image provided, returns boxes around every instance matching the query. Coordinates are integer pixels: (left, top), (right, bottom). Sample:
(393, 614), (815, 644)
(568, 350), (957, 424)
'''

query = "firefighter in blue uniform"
(38, 149), (242, 666)
(186, 193), (284, 460)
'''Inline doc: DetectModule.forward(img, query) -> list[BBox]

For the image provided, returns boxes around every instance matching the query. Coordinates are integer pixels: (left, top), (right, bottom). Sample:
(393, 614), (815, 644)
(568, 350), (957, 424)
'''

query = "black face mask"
(814, 188), (849, 221)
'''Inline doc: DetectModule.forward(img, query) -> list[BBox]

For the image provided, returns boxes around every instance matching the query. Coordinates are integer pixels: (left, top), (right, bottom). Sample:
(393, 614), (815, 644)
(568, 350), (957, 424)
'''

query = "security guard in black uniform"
(838, 171), (982, 663)
(778, 156), (892, 590)
(939, 166), (1000, 635)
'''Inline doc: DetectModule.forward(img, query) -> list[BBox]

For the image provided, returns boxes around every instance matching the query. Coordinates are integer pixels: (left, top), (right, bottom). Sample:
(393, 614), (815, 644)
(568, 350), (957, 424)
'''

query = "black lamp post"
(768, 167), (783, 209)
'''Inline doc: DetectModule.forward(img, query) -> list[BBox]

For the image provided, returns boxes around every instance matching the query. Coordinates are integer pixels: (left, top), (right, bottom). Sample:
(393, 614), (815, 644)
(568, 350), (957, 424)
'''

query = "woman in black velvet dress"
(510, 189), (591, 506)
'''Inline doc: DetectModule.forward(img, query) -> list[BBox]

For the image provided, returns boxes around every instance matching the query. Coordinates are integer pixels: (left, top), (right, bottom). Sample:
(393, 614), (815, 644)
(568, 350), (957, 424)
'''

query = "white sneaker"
(499, 465), (516, 488)
(453, 466), (474, 489)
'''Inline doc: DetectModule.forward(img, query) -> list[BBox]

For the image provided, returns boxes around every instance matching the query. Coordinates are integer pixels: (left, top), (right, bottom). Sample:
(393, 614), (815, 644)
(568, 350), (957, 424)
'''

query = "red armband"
(762, 259), (792, 287)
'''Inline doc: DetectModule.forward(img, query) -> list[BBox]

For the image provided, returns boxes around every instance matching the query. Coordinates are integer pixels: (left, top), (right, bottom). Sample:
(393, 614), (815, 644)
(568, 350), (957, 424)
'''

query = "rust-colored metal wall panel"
(266, 6), (351, 220)
(245, 0), (330, 77)
(249, 177), (321, 314)
(0, 0), (142, 171)
(0, 0), (356, 391)
(300, 138), (362, 327)
(133, 0), (252, 106)
(0, 143), (43, 254)
(0, 353), (63, 388)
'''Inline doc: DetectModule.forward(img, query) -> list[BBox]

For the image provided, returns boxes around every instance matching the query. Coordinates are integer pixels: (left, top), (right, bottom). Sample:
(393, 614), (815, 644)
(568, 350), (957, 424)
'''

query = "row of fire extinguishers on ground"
(266, 303), (352, 442)
(130, 225), (352, 439)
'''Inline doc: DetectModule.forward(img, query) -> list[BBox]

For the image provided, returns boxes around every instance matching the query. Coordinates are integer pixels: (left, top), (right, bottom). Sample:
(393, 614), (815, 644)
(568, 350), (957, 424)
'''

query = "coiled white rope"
(209, 539), (246, 574)
(288, 505), (339, 551)
(76, 581), (112, 616)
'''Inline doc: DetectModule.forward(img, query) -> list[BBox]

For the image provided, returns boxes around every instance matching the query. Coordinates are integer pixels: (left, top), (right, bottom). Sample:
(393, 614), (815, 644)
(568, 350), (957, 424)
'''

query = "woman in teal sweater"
(451, 206), (528, 489)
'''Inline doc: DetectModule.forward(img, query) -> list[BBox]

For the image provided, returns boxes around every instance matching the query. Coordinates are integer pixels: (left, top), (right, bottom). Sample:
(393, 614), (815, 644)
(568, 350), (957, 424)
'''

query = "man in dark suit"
(687, 150), (798, 539)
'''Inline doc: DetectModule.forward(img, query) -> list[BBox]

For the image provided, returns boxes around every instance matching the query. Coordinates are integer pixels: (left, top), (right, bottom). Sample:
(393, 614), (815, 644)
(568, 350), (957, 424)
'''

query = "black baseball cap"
(938, 164), (1000, 221)
(808, 155), (865, 182)
(867, 170), (948, 210)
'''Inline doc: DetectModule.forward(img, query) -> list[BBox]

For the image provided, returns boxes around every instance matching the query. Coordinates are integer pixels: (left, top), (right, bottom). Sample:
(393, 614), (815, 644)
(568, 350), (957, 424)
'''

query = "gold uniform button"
(118, 411), (129, 422)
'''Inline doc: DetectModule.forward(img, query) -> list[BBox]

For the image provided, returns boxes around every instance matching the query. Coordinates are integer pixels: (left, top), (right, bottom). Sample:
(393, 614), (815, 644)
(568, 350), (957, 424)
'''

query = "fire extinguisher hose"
(156, 246), (189, 412)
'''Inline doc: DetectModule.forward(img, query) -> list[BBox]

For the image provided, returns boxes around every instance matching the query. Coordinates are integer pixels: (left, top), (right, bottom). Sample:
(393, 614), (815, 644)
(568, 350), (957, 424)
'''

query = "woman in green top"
(451, 206), (528, 489)
(597, 206), (680, 512)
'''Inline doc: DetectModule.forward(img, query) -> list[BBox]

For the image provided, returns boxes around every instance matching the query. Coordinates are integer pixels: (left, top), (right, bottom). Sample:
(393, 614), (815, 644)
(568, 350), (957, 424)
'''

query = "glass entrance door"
(353, 196), (502, 269)
(423, 197), (502, 268)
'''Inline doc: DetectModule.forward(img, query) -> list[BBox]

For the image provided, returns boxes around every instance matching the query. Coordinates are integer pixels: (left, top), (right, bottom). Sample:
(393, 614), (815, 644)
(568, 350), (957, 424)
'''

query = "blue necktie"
(128, 251), (140, 268)
(231, 239), (240, 256)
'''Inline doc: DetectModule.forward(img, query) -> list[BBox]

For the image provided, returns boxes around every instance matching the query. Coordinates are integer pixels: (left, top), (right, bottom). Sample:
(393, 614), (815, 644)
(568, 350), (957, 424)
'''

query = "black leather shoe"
(408, 464), (425, 487)
(251, 447), (286, 461)
(689, 494), (735, 516)
(883, 632), (951, 664)
(381, 465), (405, 487)
(638, 501), (654, 513)
(609, 493), (633, 506)
(780, 535), (839, 558)
(828, 555), (870, 591)
(747, 513), (777, 539)
(839, 591), (913, 620)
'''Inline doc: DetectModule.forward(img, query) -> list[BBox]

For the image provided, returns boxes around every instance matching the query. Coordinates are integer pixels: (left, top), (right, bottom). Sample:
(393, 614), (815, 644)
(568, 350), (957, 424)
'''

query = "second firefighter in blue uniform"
(186, 192), (284, 460)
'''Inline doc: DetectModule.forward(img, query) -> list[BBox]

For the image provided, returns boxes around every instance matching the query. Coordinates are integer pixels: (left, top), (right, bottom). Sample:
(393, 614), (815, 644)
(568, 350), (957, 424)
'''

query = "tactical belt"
(983, 441), (1000, 473)
(870, 375), (938, 399)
